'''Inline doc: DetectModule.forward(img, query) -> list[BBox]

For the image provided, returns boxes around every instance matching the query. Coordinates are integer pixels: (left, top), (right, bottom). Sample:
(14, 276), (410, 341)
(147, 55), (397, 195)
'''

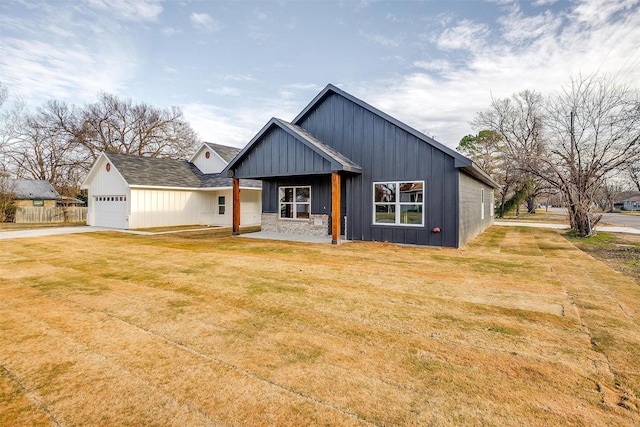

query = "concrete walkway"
(237, 231), (344, 244)
(494, 221), (640, 234)
(0, 226), (111, 240)
(0, 226), (220, 240)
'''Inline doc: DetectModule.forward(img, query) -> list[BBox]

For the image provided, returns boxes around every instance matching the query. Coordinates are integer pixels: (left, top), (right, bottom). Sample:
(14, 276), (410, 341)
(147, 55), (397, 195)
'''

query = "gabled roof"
(200, 175), (262, 189)
(205, 142), (240, 163)
(82, 152), (262, 190)
(293, 84), (499, 188)
(189, 142), (241, 164)
(105, 152), (203, 188)
(9, 179), (60, 200)
(224, 117), (362, 175)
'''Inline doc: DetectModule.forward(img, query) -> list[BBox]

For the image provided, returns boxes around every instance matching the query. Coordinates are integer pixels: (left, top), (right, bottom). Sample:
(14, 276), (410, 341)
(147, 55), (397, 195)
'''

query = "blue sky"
(1, 0), (639, 149)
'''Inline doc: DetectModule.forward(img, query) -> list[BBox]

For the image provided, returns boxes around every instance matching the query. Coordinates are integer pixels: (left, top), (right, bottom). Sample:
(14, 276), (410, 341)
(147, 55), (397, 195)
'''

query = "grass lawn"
(1, 226), (639, 426)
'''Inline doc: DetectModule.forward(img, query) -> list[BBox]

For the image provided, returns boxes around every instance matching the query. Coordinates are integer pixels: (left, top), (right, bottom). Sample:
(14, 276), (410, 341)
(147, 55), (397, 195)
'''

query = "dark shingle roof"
(104, 152), (261, 189)
(105, 152), (202, 188)
(203, 142), (241, 163)
(200, 175), (262, 189)
(9, 179), (60, 200)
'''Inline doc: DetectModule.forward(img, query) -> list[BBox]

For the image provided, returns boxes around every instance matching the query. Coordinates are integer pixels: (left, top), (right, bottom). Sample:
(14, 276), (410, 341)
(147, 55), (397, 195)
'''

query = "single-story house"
(8, 179), (61, 207)
(225, 84), (498, 248)
(81, 142), (261, 229)
(623, 196), (640, 211)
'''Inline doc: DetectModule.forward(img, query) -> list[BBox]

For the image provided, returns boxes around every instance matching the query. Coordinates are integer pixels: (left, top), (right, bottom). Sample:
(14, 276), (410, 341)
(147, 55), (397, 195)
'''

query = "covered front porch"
(223, 117), (362, 245)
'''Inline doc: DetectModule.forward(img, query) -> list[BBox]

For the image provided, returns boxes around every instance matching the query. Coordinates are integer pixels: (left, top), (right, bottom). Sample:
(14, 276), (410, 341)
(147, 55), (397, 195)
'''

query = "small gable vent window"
(106, 163), (111, 172)
(205, 151), (211, 159)
(373, 181), (424, 226)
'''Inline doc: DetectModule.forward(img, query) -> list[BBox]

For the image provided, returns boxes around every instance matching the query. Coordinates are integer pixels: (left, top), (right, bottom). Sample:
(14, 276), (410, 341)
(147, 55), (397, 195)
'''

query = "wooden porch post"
(232, 177), (240, 236)
(331, 172), (340, 245)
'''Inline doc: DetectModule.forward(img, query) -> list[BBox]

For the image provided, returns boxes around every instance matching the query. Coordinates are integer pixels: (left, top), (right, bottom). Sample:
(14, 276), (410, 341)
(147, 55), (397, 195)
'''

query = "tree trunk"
(526, 195), (536, 214)
(567, 199), (593, 237)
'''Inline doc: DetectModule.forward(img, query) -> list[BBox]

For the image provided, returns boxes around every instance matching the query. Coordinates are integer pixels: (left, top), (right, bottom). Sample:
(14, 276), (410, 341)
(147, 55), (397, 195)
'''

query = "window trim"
(218, 195), (226, 215)
(372, 181), (424, 227)
(279, 185), (311, 220)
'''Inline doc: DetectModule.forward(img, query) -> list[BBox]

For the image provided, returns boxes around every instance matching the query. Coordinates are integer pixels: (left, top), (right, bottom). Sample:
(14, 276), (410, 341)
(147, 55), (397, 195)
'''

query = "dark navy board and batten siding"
(296, 92), (460, 248)
(233, 127), (335, 178)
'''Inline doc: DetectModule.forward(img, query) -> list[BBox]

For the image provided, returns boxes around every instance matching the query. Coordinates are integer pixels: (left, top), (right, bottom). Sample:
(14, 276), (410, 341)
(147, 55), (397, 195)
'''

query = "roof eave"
(294, 84), (474, 165)
(459, 164), (500, 189)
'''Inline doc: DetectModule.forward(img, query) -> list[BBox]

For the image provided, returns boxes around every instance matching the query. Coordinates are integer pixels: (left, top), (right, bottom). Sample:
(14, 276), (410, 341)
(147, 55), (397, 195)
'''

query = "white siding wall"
(192, 147), (227, 174)
(240, 189), (262, 226)
(129, 189), (202, 229)
(85, 156), (130, 226)
(199, 189), (262, 226)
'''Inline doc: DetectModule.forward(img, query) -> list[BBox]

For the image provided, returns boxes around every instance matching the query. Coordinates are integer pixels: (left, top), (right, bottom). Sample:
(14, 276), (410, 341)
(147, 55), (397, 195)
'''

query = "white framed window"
(481, 188), (485, 220)
(218, 196), (226, 215)
(279, 186), (310, 219)
(373, 181), (424, 226)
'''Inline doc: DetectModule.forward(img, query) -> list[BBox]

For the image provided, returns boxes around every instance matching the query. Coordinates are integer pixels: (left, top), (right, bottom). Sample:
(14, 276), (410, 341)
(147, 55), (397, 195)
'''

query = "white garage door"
(94, 195), (128, 229)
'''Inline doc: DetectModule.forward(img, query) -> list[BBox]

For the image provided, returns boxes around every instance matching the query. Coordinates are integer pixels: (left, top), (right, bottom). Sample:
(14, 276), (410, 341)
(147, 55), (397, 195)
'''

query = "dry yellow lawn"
(1, 226), (639, 426)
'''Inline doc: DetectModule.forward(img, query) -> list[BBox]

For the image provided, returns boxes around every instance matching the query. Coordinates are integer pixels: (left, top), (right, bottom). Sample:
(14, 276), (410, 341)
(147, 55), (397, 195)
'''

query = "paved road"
(600, 212), (640, 229)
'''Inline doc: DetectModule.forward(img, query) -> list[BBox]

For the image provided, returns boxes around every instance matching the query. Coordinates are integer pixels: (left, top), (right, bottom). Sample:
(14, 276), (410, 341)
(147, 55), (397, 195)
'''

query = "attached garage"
(82, 143), (261, 230)
(92, 195), (128, 229)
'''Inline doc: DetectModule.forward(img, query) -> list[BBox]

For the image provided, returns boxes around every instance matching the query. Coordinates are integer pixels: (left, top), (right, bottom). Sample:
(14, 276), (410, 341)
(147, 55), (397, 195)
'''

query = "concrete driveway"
(0, 226), (111, 240)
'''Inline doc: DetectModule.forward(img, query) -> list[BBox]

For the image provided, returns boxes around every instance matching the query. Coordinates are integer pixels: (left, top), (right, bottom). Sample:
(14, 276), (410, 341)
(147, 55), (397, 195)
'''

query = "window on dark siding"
(373, 181), (423, 226)
(279, 186), (310, 219)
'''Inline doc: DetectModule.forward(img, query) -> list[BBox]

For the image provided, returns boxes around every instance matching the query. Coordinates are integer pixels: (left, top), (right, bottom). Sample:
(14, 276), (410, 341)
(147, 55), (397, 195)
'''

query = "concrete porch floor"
(236, 231), (347, 244)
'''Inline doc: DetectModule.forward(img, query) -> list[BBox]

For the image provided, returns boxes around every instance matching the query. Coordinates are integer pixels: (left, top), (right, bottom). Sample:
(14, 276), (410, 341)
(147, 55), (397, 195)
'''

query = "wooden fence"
(15, 207), (87, 224)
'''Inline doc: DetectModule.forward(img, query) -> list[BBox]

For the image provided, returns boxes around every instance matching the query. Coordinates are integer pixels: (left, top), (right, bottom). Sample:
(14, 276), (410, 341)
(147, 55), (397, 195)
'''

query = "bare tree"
(78, 93), (200, 160)
(0, 172), (16, 222)
(629, 162), (640, 192)
(8, 100), (87, 198)
(470, 90), (546, 215)
(539, 75), (640, 235)
(0, 82), (25, 176)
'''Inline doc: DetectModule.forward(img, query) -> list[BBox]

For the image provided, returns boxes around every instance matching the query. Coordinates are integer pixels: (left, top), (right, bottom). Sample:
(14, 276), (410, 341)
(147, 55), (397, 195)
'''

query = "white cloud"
(162, 27), (179, 36)
(85, 0), (163, 22)
(364, 0), (640, 148)
(359, 30), (401, 47)
(0, 37), (137, 104)
(437, 20), (489, 51)
(571, 0), (639, 27)
(498, 9), (562, 44)
(190, 12), (223, 32)
(413, 60), (452, 74)
(181, 103), (263, 148)
(206, 87), (242, 96)
(532, 0), (560, 6)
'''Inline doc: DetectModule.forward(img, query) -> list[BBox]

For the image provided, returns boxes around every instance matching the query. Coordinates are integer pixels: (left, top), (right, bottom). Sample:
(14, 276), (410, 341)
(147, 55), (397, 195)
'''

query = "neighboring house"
(225, 84), (498, 248)
(81, 142), (261, 229)
(623, 196), (640, 211)
(10, 179), (61, 207)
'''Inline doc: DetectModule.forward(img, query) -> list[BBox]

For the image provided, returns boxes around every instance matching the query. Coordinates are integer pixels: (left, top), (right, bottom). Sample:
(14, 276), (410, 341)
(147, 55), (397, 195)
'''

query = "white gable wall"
(85, 156), (131, 227)
(192, 146), (228, 174)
